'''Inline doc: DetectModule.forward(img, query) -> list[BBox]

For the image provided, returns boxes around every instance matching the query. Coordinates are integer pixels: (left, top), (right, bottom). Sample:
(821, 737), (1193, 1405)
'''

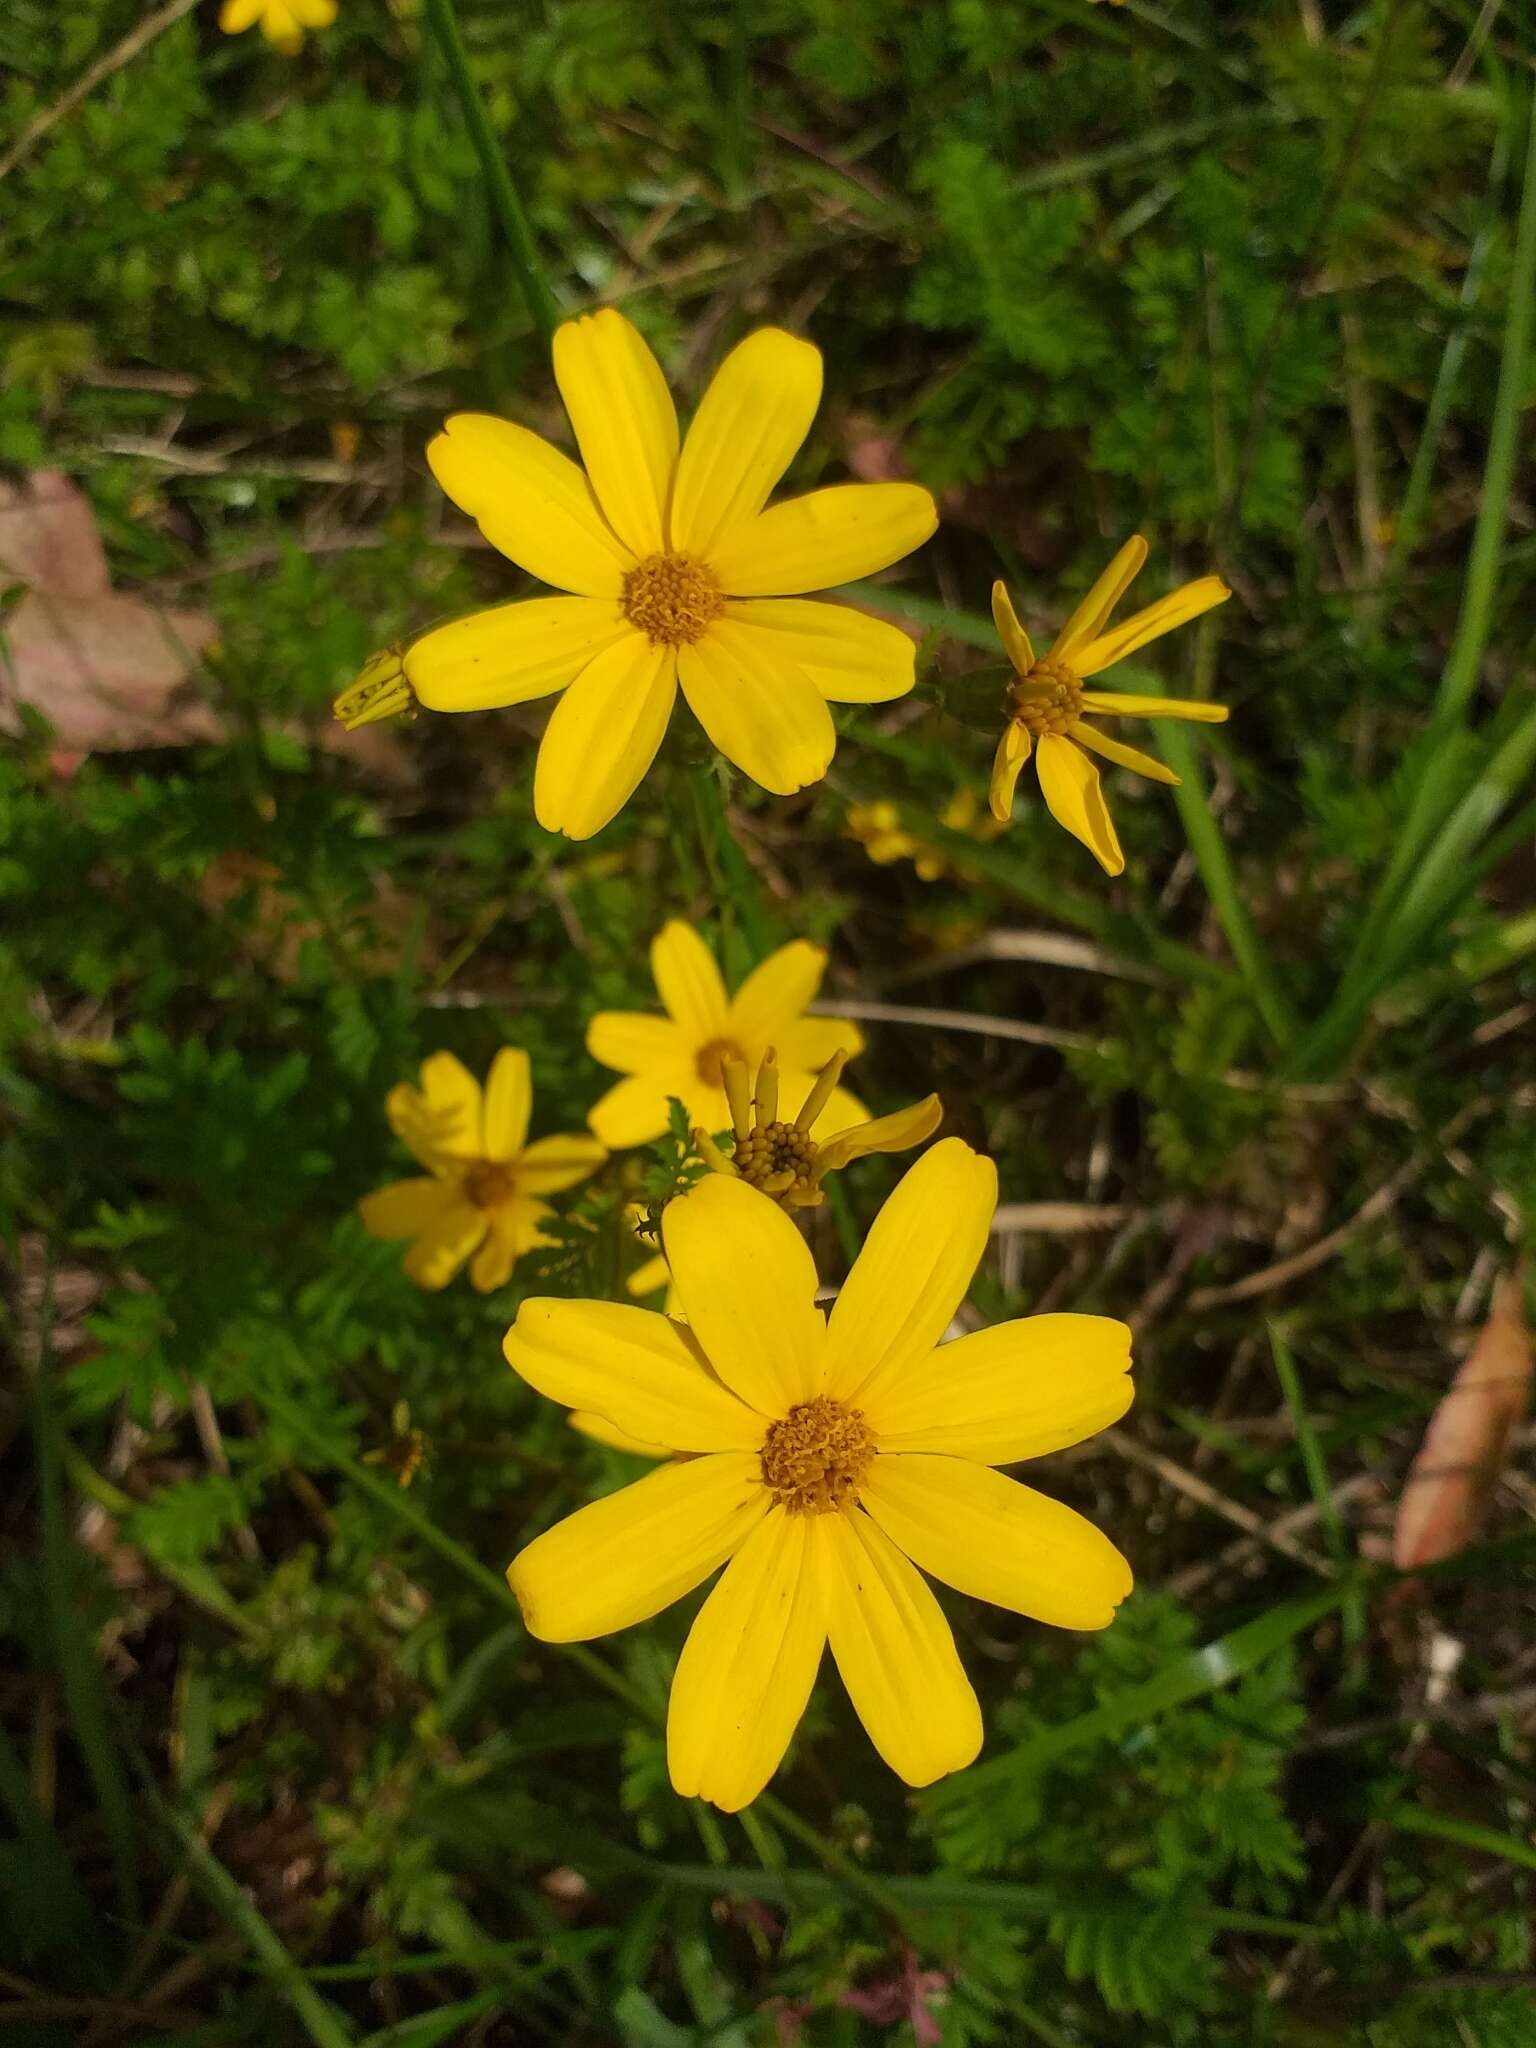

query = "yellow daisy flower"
(360, 1049), (606, 1292)
(218, 0), (336, 54)
(989, 535), (1231, 875)
(586, 919), (866, 1150)
(503, 1139), (1134, 1809)
(338, 309), (936, 839)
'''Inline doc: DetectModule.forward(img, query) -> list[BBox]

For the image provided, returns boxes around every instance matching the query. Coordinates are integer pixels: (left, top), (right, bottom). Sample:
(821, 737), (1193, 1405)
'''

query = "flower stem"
(420, 0), (559, 352)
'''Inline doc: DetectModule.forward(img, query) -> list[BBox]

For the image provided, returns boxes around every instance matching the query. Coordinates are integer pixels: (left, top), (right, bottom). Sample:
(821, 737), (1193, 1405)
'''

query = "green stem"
(420, 0), (559, 351)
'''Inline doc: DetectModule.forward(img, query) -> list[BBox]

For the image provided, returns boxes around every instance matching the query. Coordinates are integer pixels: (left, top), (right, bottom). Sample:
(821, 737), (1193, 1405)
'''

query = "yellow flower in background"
(586, 919), (866, 1149)
(989, 536), (1230, 876)
(846, 788), (1002, 882)
(503, 1141), (1134, 1810)
(360, 1050), (606, 1292)
(337, 309), (935, 838)
(694, 1048), (941, 1213)
(218, 0), (336, 54)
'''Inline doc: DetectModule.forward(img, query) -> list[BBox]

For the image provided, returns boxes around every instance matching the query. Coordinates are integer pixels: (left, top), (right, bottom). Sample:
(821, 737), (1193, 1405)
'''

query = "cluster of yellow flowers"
(341, 309), (1234, 1809)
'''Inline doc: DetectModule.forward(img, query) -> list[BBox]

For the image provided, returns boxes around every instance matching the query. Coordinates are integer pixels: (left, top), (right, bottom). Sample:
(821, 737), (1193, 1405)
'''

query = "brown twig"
(0, 0), (204, 183)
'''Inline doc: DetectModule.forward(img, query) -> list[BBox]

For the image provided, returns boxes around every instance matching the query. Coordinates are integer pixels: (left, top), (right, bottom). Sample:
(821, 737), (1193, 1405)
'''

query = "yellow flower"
(989, 535), (1231, 876)
(346, 309), (935, 838)
(503, 1140), (1133, 1809)
(846, 788), (1001, 882)
(694, 1048), (941, 1213)
(360, 1050), (606, 1292)
(586, 919), (866, 1150)
(218, 0), (336, 54)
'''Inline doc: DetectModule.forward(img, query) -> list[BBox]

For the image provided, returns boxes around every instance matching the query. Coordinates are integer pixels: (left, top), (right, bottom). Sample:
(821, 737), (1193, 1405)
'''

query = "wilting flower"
(360, 1050), (605, 1291)
(587, 919), (865, 1149)
(218, 0), (335, 53)
(989, 535), (1230, 875)
(695, 1049), (940, 1213)
(335, 309), (935, 838)
(503, 1140), (1134, 1809)
(846, 788), (1002, 882)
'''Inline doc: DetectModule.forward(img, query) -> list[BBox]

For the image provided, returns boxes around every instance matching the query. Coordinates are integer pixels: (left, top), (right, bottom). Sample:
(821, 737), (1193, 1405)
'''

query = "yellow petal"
(669, 1511), (826, 1811)
(553, 310), (679, 560)
(862, 1455), (1133, 1630)
(1050, 534), (1148, 664)
(868, 1313), (1133, 1464)
(717, 599), (917, 703)
(503, 1194), (556, 1255)
(400, 1200), (485, 1290)
(662, 1173), (827, 1413)
(586, 1010), (692, 1078)
(799, 1080), (869, 1141)
(569, 1410), (671, 1459)
(651, 920), (730, 1039)
(533, 636), (676, 840)
(773, 1016), (866, 1073)
(388, 1052), (482, 1164)
(426, 414), (631, 597)
(508, 1454), (766, 1642)
(816, 1094), (942, 1173)
(1078, 690), (1230, 723)
(822, 1138), (996, 1408)
(357, 1178), (456, 1241)
(670, 328), (822, 558)
(677, 623), (836, 796)
(1034, 733), (1124, 877)
(1076, 575), (1231, 676)
(291, 0), (336, 23)
(989, 581), (1034, 675)
(587, 1072), (703, 1149)
(220, 0), (264, 27)
(988, 723), (1032, 822)
(470, 1211), (520, 1293)
(819, 1509), (982, 1787)
(516, 1132), (607, 1194)
(406, 597), (630, 713)
(724, 939), (827, 1049)
(482, 1047), (532, 1161)
(505, 1298), (764, 1452)
(626, 1249), (670, 1297)
(707, 484), (937, 598)
(1068, 720), (1181, 785)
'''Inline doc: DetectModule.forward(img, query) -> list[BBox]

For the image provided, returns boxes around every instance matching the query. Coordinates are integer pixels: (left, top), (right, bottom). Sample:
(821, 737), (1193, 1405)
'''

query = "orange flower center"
(462, 1160), (516, 1210)
(622, 552), (723, 646)
(695, 1036), (747, 1086)
(1006, 657), (1083, 737)
(760, 1397), (874, 1515)
(734, 1119), (818, 1197)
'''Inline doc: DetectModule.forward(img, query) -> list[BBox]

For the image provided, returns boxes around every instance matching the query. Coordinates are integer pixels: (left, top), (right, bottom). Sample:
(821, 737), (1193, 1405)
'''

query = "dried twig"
(809, 996), (1101, 1055)
(0, 0), (203, 183)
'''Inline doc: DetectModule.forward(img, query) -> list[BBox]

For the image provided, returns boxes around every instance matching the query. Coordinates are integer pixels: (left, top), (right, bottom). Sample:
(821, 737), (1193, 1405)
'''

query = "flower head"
(586, 919), (866, 1150)
(694, 1048), (941, 1213)
(989, 535), (1231, 875)
(347, 309), (935, 838)
(218, 0), (336, 54)
(846, 788), (1002, 882)
(360, 1049), (606, 1292)
(504, 1140), (1134, 1809)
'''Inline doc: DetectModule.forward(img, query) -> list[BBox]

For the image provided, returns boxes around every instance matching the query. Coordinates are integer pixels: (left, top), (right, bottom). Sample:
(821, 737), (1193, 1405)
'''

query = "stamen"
(794, 1050), (847, 1134)
(621, 553), (724, 646)
(334, 645), (417, 729)
(462, 1160), (516, 1210)
(1005, 656), (1083, 737)
(760, 1397), (874, 1514)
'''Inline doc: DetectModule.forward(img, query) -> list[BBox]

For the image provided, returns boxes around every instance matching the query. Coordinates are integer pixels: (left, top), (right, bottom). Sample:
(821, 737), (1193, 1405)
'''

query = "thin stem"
(420, 0), (559, 351)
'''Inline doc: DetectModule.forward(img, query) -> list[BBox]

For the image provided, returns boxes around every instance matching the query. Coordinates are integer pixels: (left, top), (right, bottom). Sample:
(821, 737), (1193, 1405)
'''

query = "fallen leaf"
(1394, 1271), (1532, 1571)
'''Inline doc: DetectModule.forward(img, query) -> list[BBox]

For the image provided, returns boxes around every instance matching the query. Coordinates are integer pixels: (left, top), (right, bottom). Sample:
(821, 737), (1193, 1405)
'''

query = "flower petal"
(773, 1016), (866, 1073)
(400, 1200), (485, 1290)
(1050, 534), (1148, 664)
(817, 1094), (942, 1174)
(861, 1455), (1133, 1630)
(292, 0), (336, 24)
(569, 1410), (671, 1459)
(553, 310), (679, 560)
(823, 1139), (996, 1407)
(586, 1010), (692, 1078)
(867, 1313), (1133, 1464)
(708, 484), (937, 598)
(1035, 733), (1124, 877)
(506, 1453), (767, 1642)
(669, 1511), (826, 1811)
(678, 624), (836, 796)
(1078, 690), (1230, 723)
(505, 1298), (764, 1452)
(482, 1047), (532, 1161)
(388, 1052), (482, 1164)
(426, 414), (631, 597)
(587, 1071), (702, 1149)
(799, 1080), (869, 1141)
(1069, 720), (1181, 785)
(516, 1132), (607, 1194)
(1076, 575), (1231, 675)
(663, 1173), (827, 1413)
(220, 0), (265, 28)
(717, 599), (917, 703)
(724, 939), (827, 1049)
(533, 637), (677, 841)
(470, 1211), (520, 1292)
(670, 328), (823, 558)
(990, 581), (1035, 675)
(357, 1178), (457, 1241)
(989, 722), (1032, 822)
(651, 920), (730, 1039)
(820, 1509), (982, 1787)
(406, 597), (630, 713)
